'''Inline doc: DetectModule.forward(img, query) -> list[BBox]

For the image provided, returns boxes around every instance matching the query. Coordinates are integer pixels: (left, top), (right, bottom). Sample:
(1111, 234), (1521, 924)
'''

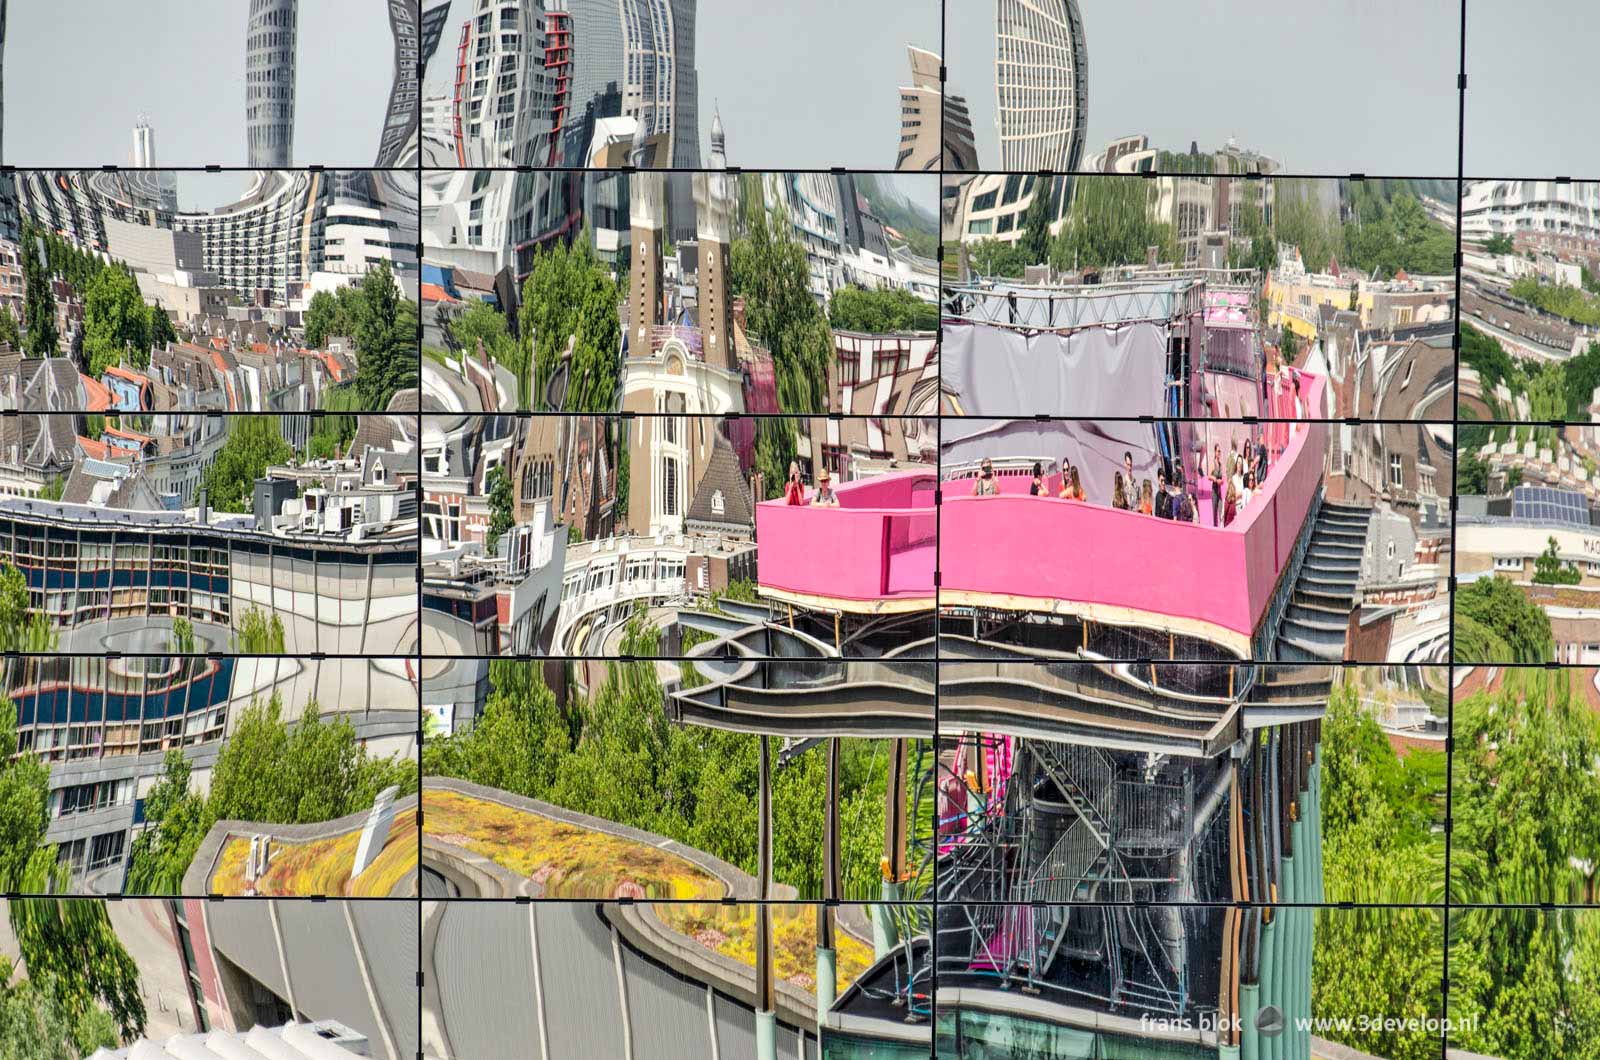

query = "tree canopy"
(521, 229), (620, 413)
(126, 694), (417, 893)
(827, 285), (937, 334)
(201, 417), (295, 513)
(1453, 575), (1553, 664)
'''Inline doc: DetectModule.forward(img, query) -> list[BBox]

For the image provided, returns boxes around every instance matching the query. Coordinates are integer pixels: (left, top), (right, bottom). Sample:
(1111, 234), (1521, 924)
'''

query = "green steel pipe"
(1258, 910), (1279, 1060)
(756, 1008), (777, 1060)
(872, 880), (902, 958)
(1240, 981), (1261, 1060)
(816, 946), (837, 1023)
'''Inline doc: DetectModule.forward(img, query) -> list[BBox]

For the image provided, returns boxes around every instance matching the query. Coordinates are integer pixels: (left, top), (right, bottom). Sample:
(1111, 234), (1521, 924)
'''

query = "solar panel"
(1510, 485), (1591, 527)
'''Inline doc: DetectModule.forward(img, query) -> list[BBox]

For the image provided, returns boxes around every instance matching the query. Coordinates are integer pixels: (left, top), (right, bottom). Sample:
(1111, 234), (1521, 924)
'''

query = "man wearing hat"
(811, 467), (840, 506)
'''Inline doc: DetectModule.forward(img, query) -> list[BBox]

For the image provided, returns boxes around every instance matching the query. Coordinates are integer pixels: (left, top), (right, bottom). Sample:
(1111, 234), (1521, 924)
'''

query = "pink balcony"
(756, 470), (936, 613)
(941, 374), (1328, 657)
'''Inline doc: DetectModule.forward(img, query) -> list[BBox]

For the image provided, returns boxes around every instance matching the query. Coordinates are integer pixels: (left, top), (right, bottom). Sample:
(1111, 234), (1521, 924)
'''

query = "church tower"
(693, 106), (736, 373)
(628, 123), (665, 354)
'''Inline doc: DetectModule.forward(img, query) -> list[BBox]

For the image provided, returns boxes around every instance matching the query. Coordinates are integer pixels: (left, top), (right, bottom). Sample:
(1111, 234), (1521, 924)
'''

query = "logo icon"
(1256, 1005), (1285, 1038)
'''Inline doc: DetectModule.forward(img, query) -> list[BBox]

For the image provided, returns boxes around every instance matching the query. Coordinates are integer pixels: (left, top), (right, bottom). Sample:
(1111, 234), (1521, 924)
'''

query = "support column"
(816, 739), (840, 1023)
(874, 739), (909, 958)
(756, 736), (776, 1060)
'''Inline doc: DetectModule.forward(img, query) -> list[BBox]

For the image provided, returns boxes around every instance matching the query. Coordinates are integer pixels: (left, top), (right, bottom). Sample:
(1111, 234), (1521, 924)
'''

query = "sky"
(421, 0), (936, 171)
(4, 0), (396, 167)
(946, 0), (1460, 175)
(1464, 0), (1600, 177)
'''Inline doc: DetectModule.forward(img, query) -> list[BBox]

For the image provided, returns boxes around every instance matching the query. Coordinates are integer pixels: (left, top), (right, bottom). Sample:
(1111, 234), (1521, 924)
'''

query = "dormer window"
(711, 489), (724, 515)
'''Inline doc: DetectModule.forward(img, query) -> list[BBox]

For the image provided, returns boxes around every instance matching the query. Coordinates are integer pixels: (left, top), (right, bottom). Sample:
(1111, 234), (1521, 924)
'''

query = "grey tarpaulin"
(942, 320), (1169, 418)
(941, 418), (1161, 507)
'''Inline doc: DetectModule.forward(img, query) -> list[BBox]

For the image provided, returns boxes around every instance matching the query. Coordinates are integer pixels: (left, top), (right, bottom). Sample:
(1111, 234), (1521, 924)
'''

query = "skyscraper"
(245, 0), (298, 166)
(376, 0), (423, 166)
(994, 0), (1087, 172)
(456, 0), (551, 166)
(898, 45), (976, 172)
(131, 117), (156, 167)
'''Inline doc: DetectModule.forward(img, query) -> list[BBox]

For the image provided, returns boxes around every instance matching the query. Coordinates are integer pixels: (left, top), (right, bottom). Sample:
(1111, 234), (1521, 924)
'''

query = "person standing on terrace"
(1112, 473), (1130, 511)
(1224, 480), (1240, 527)
(1058, 466), (1085, 501)
(1155, 469), (1173, 520)
(1028, 462), (1046, 496)
(812, 468), (840, 507)
(1255, 441), (1269, 486)
(1176, 473), (1198, 523)
(972, 458), (1000, 497)
(1210, 445), (1225, 527)
(784, 462), (805, 505)
(1122, 451), (1136, 492)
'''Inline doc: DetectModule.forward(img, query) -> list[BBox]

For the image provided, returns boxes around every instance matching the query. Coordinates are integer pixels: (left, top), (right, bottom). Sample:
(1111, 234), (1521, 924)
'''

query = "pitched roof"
(686, 432), (755, 530)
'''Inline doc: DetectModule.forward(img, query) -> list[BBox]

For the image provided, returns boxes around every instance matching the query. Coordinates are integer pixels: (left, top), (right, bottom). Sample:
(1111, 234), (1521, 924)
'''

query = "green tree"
(302, 289), (340, 348)
(1482, 233), (1515, 256)
(964, 238), (1027, 279)
(82, 267), (151, 377)
(1454, 575), (1553, 664)
(731, 185), (834, 414)
(1018, 178), (1055, 267)
(201, 417), (294, 512)
(0, 962), (101, 1060)
(0, 564), (56, 653)
(752, 417), (799, 502)
(0, 306), (20, 349)
(148, 304), (178, 349)
(170, 615), (196, 654)
(7, 893), (146, 1043)
(521, 230), (621, 412)
(827, 285), (937, 333)
(449, 299), (511, 360)
(20, 229), (59, 358)
(230, 606), (287, 653)
(127, 696), (417, 893)
(354, 263), (420, 411)
(484, 465), (515, 556)
(1049, 177), (1176, 272)
(1533, 535), (1583, 585)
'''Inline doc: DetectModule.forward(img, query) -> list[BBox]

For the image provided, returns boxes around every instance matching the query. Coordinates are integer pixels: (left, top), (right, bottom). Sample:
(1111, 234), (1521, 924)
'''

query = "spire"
(710, 103), (726, 168)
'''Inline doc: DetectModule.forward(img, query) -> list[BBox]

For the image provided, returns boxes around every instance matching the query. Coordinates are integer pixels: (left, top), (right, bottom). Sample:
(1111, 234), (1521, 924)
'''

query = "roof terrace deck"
(756, 470), (936, 615)
(940, 374), (1328, 658)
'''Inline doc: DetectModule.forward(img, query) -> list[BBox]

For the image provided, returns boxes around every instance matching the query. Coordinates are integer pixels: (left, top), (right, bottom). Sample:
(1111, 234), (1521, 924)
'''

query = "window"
(1389, 453), (1404, 487)
(661, 457), (679, 517)
(711, 490), (725, 515)
(1493, 556), (1522, 572)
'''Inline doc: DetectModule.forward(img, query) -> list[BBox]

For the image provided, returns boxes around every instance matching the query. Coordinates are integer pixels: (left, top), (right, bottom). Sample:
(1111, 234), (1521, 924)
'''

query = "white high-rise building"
(457, 0), (551, 166)
(994, 0), (1088, 172)
(131, 117), (156, 167)
(245, 0), (298, 167)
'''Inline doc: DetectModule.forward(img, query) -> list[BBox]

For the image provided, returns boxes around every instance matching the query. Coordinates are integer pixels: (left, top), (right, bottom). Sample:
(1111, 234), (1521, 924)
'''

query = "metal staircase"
(1276, 500), (1372, 662)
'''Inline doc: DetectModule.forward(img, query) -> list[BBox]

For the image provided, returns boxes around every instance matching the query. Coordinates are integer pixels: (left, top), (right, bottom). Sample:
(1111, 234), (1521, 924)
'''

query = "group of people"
(968, 437), (1274, 530)
(972, 453), (1204, 522)
(784, 462), (839, 507)
(1205, 438), (1270, 527)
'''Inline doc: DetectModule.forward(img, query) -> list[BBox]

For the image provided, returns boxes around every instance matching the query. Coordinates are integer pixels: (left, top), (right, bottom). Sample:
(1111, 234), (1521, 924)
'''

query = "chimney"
(197, 487), (208, 525)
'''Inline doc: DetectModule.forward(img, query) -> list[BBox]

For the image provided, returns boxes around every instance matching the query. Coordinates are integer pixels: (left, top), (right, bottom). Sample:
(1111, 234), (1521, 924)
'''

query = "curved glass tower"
(246, 0), (298, 166)
(994, 0), (1088, 172)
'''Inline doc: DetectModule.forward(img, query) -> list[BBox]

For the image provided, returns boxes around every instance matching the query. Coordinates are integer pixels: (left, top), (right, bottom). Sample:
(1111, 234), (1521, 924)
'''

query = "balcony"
(940, 374), (1327, 657)
(756, 471), (936, 614)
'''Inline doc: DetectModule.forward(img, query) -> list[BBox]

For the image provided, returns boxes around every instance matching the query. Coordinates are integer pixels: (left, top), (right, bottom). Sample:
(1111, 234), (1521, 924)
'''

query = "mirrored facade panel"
(2, 2), (421, 167)
(938, 419), (1452, 664)
(940, 175), (1457, 422)
(0, 897), (419, 1052)
(422, 658), (933, 902)
(942, 0), (1458, 175)
(422, 413), (936, 659)
(0, 414), (419, 658)
(935, 903), (1445, 1060)
(5, 169), (421, 413)
(421, 169), (939, 415)
(935, 663), (1447, 912)
(12, 654), (419, 897)
(418, 1), (938, 170)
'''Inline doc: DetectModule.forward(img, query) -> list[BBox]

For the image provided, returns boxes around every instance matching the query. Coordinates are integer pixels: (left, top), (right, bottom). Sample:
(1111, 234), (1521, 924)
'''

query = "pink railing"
(756, 471), (937, 602)
(941, 374), (1327, 646)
